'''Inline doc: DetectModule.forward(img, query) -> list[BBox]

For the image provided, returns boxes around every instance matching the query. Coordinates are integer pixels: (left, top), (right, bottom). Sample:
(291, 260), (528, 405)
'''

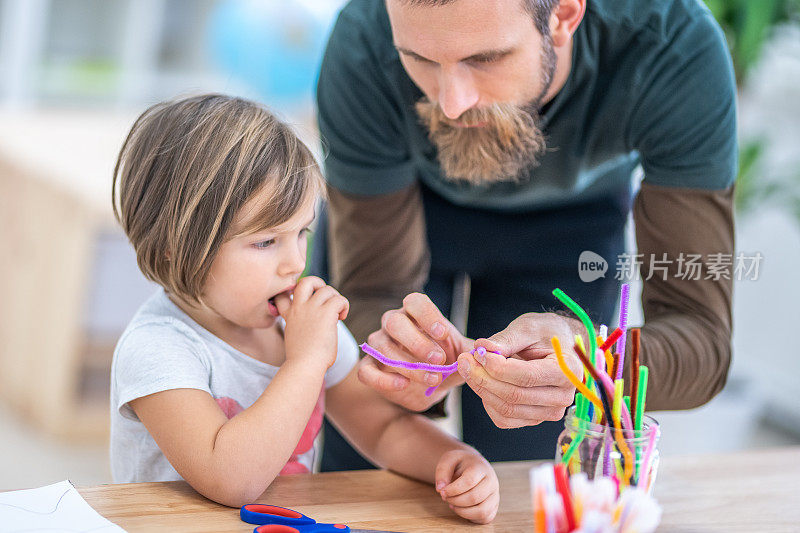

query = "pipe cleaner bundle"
(551, 286), (657, 492)
(530, 463), (661, 533)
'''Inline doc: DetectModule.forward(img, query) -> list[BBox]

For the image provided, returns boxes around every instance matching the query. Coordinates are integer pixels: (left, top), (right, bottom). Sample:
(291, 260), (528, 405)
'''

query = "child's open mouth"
(267, 286), (294, 317)
(267, 298), (279, 317)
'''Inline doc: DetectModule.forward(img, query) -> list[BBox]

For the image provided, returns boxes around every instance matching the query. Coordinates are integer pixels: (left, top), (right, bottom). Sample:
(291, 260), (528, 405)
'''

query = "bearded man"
(315, 0), (736, 470)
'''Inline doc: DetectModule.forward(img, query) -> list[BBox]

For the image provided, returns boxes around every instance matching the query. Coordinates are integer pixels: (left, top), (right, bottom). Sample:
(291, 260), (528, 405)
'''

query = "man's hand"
(458, 312), (585, 429)
(357, 293), (473, 411)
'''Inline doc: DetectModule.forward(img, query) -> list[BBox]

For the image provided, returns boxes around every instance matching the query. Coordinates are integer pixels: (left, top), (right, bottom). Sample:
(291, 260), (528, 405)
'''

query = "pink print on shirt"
(280, 388), (325, 475)
(215, 396), (244, 419)
(214, 387), (325, 476)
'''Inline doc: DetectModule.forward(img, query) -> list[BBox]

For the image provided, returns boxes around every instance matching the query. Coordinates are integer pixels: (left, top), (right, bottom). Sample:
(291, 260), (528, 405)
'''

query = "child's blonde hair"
(112, 93), (325, 306)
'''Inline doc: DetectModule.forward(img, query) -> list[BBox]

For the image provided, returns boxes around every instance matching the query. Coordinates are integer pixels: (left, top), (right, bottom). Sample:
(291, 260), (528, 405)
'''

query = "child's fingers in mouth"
(270, 290), (293, 316)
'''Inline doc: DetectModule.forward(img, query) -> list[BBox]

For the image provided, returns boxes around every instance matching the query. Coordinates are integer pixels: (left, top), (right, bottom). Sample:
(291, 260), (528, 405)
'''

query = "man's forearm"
(628, 183), (734, 410)
(327, 183), (430, 343)
(342, 295), (406, 346)
(627, 314), (730, 410)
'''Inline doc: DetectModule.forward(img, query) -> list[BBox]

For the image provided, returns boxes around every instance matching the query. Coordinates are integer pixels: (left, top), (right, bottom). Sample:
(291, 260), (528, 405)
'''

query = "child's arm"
(326, 369), (500, 524)
(129, 276), (347, 507)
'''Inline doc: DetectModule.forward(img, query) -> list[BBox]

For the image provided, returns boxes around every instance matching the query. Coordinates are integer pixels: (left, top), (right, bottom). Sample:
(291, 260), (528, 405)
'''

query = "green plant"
(704, 0), (800, 83)
(705, 0), (800, 224)
(734, 139), (765, 213)
(734, 138), (800, 221)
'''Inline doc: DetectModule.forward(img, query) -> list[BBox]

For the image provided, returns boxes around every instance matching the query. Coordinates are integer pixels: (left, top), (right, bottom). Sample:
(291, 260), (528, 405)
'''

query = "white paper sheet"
(0, 480), (126, 533)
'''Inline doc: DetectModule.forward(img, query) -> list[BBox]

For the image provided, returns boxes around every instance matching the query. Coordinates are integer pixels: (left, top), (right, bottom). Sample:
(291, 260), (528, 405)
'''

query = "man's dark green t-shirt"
(317, 0), (737, 212)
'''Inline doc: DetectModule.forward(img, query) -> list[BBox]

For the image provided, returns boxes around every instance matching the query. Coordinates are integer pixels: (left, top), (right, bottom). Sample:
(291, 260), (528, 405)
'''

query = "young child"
(109, 94), (499, 523)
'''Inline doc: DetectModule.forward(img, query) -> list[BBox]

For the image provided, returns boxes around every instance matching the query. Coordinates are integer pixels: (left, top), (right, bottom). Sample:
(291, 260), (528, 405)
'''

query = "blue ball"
(209, 0), (329, 101)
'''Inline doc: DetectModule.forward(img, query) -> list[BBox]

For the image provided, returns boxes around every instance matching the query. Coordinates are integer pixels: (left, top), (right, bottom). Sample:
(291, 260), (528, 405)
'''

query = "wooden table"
(73, 446), (800, 532)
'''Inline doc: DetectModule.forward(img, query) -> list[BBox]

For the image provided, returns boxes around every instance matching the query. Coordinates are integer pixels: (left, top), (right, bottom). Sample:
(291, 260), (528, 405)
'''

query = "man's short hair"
(398, 0), (560, 37)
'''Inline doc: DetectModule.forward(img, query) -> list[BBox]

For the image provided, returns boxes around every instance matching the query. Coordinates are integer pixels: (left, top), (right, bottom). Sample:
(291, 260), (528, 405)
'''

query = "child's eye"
(254, 239), (275, 249)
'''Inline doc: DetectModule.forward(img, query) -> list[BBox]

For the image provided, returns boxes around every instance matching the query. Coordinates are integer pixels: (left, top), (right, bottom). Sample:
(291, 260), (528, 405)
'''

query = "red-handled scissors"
(240, 504), (401, 533)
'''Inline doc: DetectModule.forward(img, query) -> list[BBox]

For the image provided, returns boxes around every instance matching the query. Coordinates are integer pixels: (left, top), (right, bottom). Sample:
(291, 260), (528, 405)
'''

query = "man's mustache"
(415, 97), (547, 184)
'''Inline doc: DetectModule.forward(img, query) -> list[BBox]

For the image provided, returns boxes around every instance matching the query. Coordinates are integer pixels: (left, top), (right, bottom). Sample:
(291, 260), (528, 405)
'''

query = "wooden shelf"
(0, 110), (136, 443)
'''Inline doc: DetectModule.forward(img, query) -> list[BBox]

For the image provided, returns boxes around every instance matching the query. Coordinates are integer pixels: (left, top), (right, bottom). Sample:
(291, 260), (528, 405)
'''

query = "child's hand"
(435, 449), (499, 524)
(275, 276), (349, 368)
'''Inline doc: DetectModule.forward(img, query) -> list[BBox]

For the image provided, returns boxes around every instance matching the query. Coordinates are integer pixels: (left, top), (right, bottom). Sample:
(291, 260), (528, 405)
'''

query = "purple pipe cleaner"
(360, 343), (498, 397)
(615, 283), (630, 380)
(360, 343), (458, 372)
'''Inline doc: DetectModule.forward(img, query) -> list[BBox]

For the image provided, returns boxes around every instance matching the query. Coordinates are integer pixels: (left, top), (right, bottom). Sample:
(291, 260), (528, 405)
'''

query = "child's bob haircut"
(112, 93), (325, 306)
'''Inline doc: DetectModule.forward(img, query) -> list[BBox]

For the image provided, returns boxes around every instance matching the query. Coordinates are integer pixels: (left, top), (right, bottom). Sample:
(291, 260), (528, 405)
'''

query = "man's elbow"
(677, 334), (732, 410)
(696, 337), (732, 407)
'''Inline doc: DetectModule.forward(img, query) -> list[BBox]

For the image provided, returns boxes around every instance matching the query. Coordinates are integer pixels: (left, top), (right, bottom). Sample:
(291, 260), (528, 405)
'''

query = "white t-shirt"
(110, 289), (358, 483)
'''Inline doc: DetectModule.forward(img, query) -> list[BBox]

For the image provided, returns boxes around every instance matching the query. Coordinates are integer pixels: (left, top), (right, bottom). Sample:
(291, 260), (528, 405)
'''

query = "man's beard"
(415, 39), (557, 185)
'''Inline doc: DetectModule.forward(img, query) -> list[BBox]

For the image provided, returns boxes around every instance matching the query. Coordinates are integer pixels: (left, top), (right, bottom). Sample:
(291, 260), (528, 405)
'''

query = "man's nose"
(438, 66), (479, 120)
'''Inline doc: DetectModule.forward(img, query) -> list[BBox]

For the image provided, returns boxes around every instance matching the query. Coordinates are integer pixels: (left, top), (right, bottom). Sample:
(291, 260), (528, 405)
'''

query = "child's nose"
(278, 242), (306, 277)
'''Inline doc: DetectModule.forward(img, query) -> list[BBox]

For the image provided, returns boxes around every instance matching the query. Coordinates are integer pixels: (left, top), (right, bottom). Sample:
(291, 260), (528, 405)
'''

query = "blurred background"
(1, 0), (799, 490)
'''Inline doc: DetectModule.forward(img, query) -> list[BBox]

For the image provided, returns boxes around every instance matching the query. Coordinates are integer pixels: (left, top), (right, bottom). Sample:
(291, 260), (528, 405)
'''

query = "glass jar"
(555, 405), (660, 493)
